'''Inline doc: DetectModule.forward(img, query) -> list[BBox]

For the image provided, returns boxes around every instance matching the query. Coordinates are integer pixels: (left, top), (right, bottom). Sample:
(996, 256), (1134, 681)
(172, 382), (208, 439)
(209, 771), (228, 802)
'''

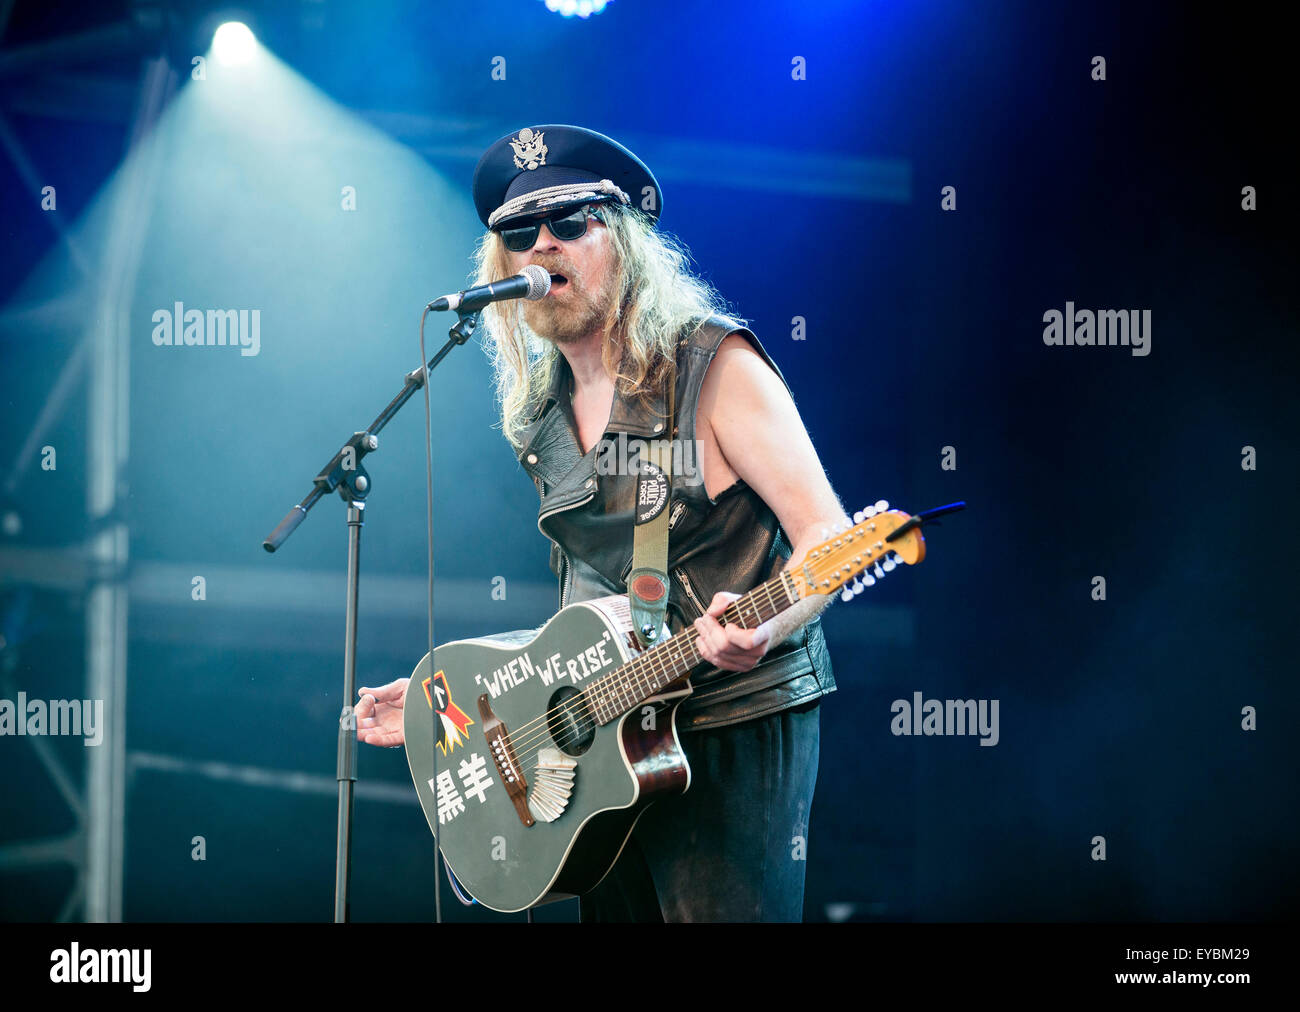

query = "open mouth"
(549, 273), (569, 291)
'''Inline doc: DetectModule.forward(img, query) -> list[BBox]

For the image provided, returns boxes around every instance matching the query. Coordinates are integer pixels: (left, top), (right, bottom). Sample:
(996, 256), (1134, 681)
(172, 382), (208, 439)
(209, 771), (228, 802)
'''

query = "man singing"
(357, 125), (848, 922)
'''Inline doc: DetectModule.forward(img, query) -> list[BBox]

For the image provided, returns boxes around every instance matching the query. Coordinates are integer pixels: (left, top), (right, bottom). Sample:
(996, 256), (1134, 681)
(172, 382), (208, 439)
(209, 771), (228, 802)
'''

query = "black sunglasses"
(497, 205), (605, 252)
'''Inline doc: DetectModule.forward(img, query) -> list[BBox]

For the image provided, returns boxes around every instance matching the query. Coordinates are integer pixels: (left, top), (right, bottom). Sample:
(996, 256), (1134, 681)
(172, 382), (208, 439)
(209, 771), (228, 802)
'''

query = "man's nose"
(530, 222), (561, 252)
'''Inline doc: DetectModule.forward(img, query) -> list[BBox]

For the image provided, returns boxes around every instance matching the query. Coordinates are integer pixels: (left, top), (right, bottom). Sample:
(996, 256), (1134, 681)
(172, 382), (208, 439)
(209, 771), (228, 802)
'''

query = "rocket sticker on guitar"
(422, 670), (474, 756)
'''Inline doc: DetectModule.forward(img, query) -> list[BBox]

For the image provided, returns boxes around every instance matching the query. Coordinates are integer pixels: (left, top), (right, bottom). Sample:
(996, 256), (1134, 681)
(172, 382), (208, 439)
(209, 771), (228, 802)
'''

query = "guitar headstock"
(790, 500), (926, 602)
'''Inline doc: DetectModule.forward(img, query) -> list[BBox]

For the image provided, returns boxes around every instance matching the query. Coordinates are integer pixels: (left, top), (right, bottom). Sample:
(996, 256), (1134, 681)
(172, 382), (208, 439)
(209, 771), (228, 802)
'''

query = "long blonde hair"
(472, 203), (745, 448)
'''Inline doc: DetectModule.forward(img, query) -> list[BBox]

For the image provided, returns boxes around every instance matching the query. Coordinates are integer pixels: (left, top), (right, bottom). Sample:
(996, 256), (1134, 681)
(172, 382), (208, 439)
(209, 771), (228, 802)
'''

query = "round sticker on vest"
(634, 460), (669, 525)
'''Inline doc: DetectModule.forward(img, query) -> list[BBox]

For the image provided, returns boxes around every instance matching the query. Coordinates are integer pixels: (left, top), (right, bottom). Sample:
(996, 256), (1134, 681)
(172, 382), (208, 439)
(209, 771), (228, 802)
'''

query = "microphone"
(427, 264), (551, 312)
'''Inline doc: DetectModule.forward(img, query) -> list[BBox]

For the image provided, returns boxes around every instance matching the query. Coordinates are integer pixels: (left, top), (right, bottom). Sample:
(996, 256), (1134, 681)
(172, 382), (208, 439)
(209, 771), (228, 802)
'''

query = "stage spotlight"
(543, 0), (610, 18)
(212, 21), (257, 65)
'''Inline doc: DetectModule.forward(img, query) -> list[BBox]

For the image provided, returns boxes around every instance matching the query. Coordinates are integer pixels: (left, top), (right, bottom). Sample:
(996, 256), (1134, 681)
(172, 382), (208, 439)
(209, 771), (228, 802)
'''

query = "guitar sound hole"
(547, 687), (595, 757)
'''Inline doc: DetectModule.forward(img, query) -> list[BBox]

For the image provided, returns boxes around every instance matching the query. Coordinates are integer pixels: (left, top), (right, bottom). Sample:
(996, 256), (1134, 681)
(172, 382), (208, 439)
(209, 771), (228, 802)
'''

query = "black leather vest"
(515, 316), (835, 731)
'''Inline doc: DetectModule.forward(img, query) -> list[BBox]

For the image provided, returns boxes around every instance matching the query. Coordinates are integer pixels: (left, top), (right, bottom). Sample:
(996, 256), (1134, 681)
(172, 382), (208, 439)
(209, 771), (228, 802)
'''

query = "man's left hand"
(693, 591), (772, 672)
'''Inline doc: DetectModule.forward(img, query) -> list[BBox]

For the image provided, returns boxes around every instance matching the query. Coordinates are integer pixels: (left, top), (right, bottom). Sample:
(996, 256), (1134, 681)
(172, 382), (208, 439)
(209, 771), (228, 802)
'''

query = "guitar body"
(403, 596), (691, 913)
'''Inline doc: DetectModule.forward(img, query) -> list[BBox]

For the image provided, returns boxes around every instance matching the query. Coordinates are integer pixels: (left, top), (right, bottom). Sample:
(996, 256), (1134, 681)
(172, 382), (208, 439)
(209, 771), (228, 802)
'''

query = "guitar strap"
(626, 358), (676, 649)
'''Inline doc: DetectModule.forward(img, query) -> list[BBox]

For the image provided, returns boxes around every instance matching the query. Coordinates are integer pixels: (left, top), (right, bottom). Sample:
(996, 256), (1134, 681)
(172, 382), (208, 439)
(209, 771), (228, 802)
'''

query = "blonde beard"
(522, 272), (614, 346)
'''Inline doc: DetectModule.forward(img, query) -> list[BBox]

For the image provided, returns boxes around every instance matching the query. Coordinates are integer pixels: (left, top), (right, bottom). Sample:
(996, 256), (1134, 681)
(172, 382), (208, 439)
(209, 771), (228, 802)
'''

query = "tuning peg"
(882, 556), (896, 572)
(863, 505), (877, 519)
(840, 588), (853, 602)
(850, 576), (865, 595)
(861, 572), (876, 588)
(873, 562), (886, 579)
(874, 499), (889, 512)
(853, 510), (865, 523)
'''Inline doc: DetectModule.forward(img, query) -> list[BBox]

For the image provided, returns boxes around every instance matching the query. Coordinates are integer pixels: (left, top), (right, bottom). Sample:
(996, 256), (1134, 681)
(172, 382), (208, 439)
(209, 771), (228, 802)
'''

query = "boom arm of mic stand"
(261, 311), (481, 553)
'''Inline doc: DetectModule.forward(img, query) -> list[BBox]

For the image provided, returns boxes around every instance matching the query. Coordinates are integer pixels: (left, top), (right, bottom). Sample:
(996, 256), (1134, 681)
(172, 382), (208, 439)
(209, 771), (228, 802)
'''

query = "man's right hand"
(356, 677), (409, 747)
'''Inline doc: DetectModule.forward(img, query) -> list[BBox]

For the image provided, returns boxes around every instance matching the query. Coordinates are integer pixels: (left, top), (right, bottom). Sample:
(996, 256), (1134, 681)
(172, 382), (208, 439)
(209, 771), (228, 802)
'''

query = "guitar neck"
(581, 571), (799, 726)
(579, 505), (926, 726)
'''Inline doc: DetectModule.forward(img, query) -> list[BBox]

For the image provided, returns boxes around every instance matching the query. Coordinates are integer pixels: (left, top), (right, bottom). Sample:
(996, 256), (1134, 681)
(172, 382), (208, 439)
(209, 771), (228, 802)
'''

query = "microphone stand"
(262, 308), (481, 923)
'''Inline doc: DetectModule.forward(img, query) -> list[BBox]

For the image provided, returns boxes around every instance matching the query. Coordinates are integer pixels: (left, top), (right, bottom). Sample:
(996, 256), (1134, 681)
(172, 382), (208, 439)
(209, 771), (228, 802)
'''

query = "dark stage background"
(0, 0), (1295, 923)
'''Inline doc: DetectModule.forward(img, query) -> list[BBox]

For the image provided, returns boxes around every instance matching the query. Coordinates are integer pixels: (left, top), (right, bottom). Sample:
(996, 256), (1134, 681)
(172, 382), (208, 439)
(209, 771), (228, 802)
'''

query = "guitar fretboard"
(581, 571), (799, 725)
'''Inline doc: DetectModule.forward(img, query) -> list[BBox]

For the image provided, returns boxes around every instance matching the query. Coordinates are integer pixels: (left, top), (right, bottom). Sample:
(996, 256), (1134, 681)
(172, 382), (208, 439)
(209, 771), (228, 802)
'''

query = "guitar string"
(493, 534), (897, 766)
(505, 591), (800, 788)
(496, 521), (892, 753)
(491, 588), (776, 767)
(495, 539), (902, 776)
(502, 557), (805, 761)
(494, 561), (795, 750)
(504, 547), (901, 788)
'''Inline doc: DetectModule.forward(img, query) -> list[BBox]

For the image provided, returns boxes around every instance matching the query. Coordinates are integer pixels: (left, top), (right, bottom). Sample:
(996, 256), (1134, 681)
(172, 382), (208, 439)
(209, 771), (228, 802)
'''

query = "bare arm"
(692, 333), (850, 670)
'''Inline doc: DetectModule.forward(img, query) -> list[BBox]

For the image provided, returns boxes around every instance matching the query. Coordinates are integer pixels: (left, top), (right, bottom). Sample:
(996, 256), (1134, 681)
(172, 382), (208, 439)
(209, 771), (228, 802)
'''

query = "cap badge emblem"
(510, 128), (548, 171)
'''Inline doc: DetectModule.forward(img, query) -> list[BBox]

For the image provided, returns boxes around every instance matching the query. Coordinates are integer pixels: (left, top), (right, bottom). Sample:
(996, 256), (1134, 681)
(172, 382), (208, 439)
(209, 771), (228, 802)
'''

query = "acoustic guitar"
(403, 502), (928, 912)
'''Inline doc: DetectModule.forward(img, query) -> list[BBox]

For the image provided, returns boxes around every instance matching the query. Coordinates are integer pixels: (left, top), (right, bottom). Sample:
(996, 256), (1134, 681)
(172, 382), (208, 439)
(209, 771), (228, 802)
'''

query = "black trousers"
(578, 698), (821, 922)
